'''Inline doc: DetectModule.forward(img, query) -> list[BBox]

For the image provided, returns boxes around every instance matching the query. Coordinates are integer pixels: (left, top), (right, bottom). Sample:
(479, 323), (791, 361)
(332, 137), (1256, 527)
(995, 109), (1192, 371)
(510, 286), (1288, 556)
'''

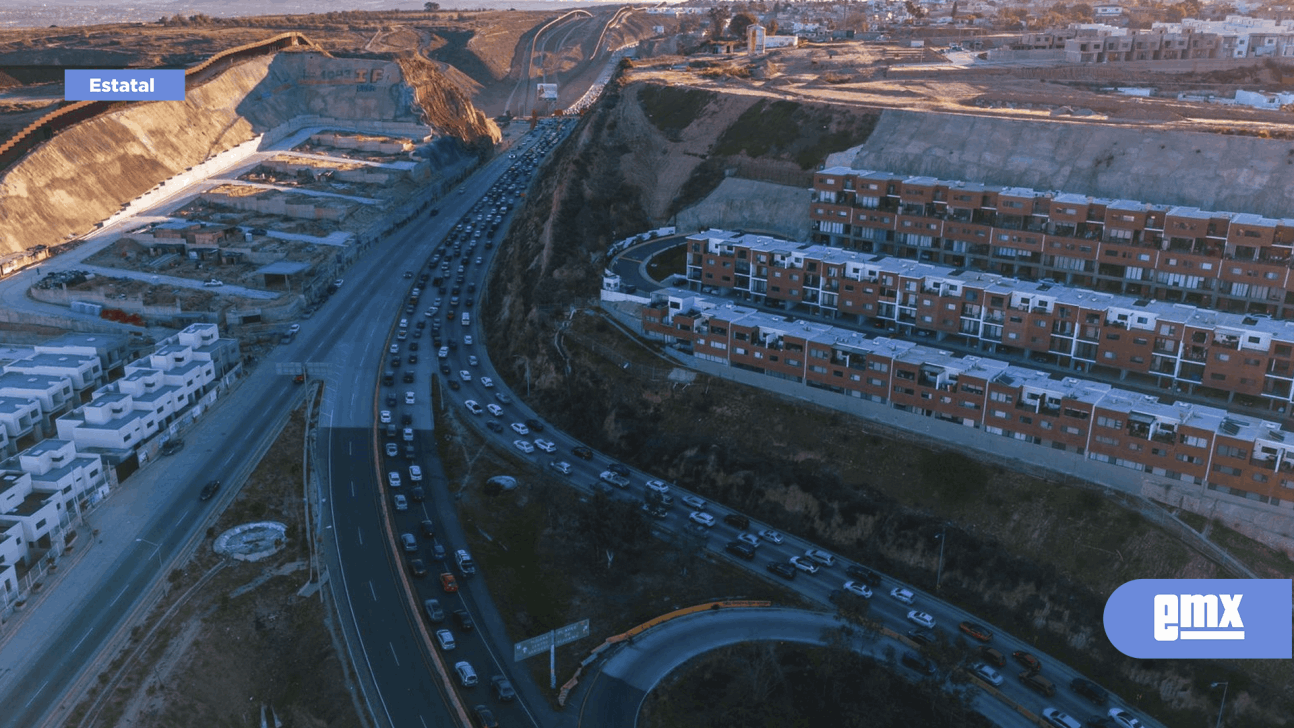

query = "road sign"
(553, 618), (589, 647)
(513, 619), (590, 661)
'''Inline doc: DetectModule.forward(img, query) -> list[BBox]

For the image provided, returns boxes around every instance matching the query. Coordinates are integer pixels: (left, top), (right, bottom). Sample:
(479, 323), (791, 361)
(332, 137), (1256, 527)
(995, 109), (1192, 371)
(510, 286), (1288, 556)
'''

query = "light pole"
(136, 538), (162, 568)
(1211, 681), (1229, 728)
(934, 529), (946, 592)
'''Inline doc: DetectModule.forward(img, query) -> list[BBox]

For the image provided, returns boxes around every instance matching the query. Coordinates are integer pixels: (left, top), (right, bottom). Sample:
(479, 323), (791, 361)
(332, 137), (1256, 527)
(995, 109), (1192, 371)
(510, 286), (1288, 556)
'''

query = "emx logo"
(1105, 579), (1291, 659)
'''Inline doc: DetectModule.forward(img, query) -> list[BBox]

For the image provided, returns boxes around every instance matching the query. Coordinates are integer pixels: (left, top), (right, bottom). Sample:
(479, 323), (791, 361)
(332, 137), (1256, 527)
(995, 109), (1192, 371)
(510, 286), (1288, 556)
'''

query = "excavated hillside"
(0, 48), (497, 256)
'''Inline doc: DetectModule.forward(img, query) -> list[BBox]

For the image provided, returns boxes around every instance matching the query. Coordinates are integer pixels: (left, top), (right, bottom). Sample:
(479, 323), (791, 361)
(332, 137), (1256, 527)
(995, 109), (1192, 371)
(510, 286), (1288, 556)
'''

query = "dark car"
(160, 439), (184, 456)
(431, 539), (447, 561)
(608, 462), (630, 477)
(448, 380), (461, 391)
(766, 561), (796, 580)
(980, 646), (1006, 667)
(491, 675), (516, 702)
(454, 609), (474, 632)
(959, 621), (993, 642)
(1071, 677), (1109, 706)
(572, 445), (593, 460)
(907, 629), (936, 646)
(440, 364), (452, 376)
(901, 651), (937, 675)
(845, 564), (883, 586)
(403, 371), (415, 383)
(408, 559), (427, 578)
(402, 413), (413, 425)
(1012, 650), (1042, 673)
(411, 486), (425, 502)
(199, 480), (221, 501)
(724, 541), (756, 560)
(525, 418), (545, 433)
(473, 706), (498, 728)
(420, 519), (436, 539)
(386, 394), (397, 407)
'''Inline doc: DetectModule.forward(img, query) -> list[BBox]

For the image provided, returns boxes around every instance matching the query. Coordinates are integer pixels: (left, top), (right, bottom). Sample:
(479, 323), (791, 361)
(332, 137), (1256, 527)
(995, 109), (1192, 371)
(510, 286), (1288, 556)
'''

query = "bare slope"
(0, 49), (497, 255)
(831, 109), (1294, 216)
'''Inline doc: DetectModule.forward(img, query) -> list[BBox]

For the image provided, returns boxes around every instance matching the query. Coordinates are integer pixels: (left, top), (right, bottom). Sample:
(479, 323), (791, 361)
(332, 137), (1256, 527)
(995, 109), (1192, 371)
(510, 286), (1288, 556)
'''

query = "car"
(390, 343), (400, 354)
(724, 541), (756, 560)
(199, 480), (221, 501)
(842, 581), (872, 598)
(454, 609), (475, 632)
(1019, 671), (1057, 697)
(454, 661), (479, 688)
(1041, 708), (1082, 728)
(486, 403), (503, 417)
(901, 651), (936, 675)
(906, 628), (936, 646)
(1012, 650), (1042, 673)
(393, 494), (409, 511)
(436, 629), (456, 650)
(980, 646), (1006, 667)
(388, 471), (402, 488)
(407, 354), (418, 364)
(534, 438), (556, 453)
(805, 548), (835, 567)
(485, 420), (503, 432)
(420, 519), (436, 539)
(1071, 677), (1108, 706)
(513, 439), (534, 454)
(423, 598), (445, 622)
(549, 460), (572, 475)
(407, 558), (426, 577)
(409, 464), (423, 482)
(846, 564), (883, 586)
(598, 471), (629, 488)
(572, 445), (592, 459)
(459, 370), (472, 382)
(440, 573), (458, 592)
(473, 706), (499, 728)
(688, 511), (716, 528)
(405, 391), (416, 405)
(431, 540), (447, 561)
(380, 410), (392, 424)
(889, 587), (915, 605)
(495, 391), (513, 404)
(1107, 709), (1143, 728)
(907, 610), (936, 629)
(333, 278), (344, 288)
(403, 427), (414, 442)
(959, 621), (993, 642)
(464, 335), (473, 346)
(160, 439), (184, 456)
(203, 278), (224, 287)
(737, 532), (760, 548)
(403, 271), (414, 279)
(524, 418), (545, 433)
(789, 556), (819, 575)
(606, 460), (626, 475)
(447, 380), (460, 391)
(645, 479), (671, 494)
(455, 549), (476, 577)
(680, 495), (706, 510)
(386, 393), (398, 406)
(971, 662), (1004, 686)
(766, 561), (796, 580)
(510, 422), (530, 436)
(491, 675), (516, 702)
(288, 323), (301, 334)
(465, 400), (483, 415)
(468, 355), (478, 367)
(410, 486), (425, 502)
(385, 442), (398, 457)
(758, 529), (784, 545)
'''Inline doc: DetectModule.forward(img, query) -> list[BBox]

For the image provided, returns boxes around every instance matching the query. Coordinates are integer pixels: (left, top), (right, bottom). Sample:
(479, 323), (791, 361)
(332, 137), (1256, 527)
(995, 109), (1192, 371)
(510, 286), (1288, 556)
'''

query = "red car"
(1012, 650), (1042, 673)
(959, 621), (993, 642)
(440, 573), (458, 593)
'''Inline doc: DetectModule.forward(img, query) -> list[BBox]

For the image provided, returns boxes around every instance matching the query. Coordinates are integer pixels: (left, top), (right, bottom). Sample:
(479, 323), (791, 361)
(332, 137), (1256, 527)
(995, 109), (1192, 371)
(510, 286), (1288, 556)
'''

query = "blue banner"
(1104, 579), (1292, 659)
(65, 69), (185, 101)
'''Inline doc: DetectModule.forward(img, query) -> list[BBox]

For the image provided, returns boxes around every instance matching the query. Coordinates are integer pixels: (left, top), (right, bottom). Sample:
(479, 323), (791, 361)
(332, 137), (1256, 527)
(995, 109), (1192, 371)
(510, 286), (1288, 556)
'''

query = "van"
(723, 513), (749, 530)
(461, 312), (471, 327)
(1018, 671), (1056, 697)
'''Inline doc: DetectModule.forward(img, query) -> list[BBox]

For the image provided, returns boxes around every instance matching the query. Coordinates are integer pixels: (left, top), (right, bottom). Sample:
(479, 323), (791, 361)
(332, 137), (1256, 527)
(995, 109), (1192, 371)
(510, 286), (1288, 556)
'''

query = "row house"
(35, 332), (131, 380)
(4, 352), (104, 405)
(810, 168), (1294, 319)
(0, 372), (75, 448)
(0, 470), (65, 595)
(641, 287), (1294, 508)
(683, 230), (1294, 415)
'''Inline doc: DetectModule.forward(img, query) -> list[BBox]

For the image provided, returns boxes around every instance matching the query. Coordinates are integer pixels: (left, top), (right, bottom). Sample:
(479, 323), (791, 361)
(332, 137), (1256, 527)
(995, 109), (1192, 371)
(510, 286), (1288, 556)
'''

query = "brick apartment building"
(809, 167), (1294, 318)
(684, 230), (1294, 414)
(641, 286), (1294, 510)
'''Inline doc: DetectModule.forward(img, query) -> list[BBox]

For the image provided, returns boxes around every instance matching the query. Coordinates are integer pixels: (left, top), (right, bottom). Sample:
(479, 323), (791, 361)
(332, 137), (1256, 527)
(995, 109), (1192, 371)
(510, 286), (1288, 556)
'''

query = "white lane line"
(368, 581), (377, 601)
(388, 642), (400, 666)
(72, 630), (92, 652)
(24, 680), (48, 707)
(357, 527), (363, 545)
(108, 586), (128, 607)
(350, 480), (356, 498)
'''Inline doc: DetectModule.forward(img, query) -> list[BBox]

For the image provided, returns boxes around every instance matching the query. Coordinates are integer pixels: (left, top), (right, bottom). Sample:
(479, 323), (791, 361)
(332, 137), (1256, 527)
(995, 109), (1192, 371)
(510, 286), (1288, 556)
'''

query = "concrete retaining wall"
(675, 177), (811, 240)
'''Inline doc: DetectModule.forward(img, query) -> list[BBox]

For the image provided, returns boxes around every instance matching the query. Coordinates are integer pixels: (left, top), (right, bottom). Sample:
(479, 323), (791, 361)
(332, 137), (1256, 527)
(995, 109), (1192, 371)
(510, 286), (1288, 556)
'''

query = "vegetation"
(638, 84), (714, 141)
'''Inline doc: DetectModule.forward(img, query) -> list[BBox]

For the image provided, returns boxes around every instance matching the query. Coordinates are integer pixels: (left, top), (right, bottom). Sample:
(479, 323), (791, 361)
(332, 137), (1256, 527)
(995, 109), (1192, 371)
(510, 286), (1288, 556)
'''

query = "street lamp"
(1211, 681), (1229, 728)
(934, 529), (946, 592)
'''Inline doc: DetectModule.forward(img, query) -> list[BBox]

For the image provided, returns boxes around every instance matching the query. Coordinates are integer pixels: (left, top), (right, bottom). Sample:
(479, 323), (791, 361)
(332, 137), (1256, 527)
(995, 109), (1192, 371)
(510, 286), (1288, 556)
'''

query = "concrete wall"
(827, 108), (1294, 219)
(675, 177), (811, 240)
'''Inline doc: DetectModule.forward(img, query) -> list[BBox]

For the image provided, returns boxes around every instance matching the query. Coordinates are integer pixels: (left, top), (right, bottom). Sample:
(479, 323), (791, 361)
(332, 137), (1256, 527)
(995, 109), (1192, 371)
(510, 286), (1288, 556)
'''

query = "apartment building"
(0, 470), (65, 571)
(810, 167), (1294, 318)
(685, 229), (1294, 413)
(641, 287), (1294, 509)
(34, 332), (130, 380)
(0, 372), (74, 435)
(4, 352), (104, 404)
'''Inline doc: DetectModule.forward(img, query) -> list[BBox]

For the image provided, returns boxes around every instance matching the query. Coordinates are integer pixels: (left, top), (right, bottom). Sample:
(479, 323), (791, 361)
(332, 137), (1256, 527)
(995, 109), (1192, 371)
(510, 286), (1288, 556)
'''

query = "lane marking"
(24, 680), (48, 708)
(72, 630), (92, 652)
(109, 586), (128, 607)
(357, 527), (363, 545)
(388, 642), (401, 666)
(368, 581), (377, 601)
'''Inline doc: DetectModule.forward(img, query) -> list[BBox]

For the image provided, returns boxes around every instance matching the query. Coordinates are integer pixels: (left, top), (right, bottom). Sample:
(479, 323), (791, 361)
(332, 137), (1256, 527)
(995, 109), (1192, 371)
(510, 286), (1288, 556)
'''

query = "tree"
(951, 0), (959, 17)
(424, 1), (440, 10)
(729, 11), (760, 39)
(708, 5), (732, 39)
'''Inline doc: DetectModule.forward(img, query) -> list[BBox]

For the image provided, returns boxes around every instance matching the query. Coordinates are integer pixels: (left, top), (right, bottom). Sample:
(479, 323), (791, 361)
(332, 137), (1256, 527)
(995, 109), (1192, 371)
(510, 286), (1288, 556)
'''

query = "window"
(1097, 416), (1123, 429)
(1095, 435), (1118, 446)
(1217, 445), (1247, 459)
(1180, 435), (1208, 448)
(989, 392), (1013, 403)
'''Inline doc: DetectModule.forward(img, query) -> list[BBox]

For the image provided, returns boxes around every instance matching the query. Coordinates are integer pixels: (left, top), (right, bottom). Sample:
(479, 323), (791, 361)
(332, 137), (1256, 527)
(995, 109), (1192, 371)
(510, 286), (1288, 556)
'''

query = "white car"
(680, 495), (706, 510)
(513, 439), (534, 454)
(972, 663), (1004, 687)
(468, 355), (478, 367)
(380, 410), (392, 424)
(510, 422), (530, 436)
(385, 442), (398, 457)
(388, 472), (402, 488)
(805, 548), (835, 567)
(486, 403), (503, 417)
(203, 278), (223, 287)
(454, 661), (476, 687)
(842, 581), (872, 598)
(534, 438), (556, 453)
(436, 629), (455, 650)
(480, 376), (494, 388)
(389, 343), (400, 354)
(906, 610), (936, 629)
(646, 479), (671, 494)
(464, 400), (483, 415)
(288, 323), (301, 334)
(1107, 710), (1144, 728)
(759, 529), (784, 545)
(789, 556), (819, 575)
(688, 511), (715, 528)
(890, 587), (915, 605)
(737, 532), (760, 548)
(464, 335), (473, 345)
(334, 278), (344, 288)
(409, 465), (423, 482)
(405, 391), (416, 405)
(459, 370), (472, 382)
(549, 460), (573, 475)
(393, 494), (408, 511)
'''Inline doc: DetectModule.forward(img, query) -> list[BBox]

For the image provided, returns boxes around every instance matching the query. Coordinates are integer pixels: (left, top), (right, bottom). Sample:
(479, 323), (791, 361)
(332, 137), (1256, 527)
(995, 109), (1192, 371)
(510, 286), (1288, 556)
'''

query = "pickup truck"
(599, 471), (630, 489)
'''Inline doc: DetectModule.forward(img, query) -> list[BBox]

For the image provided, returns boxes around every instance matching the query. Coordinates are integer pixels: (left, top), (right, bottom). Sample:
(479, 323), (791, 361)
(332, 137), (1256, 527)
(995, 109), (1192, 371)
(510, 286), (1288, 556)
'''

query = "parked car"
(160, 439), (184, 456)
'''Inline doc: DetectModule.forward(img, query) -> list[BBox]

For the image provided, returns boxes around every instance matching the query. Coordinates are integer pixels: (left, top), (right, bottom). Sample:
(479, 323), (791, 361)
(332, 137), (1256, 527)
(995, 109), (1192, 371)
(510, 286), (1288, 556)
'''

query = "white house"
(16, 439), (107, 517)
(4, 352), (104, 399)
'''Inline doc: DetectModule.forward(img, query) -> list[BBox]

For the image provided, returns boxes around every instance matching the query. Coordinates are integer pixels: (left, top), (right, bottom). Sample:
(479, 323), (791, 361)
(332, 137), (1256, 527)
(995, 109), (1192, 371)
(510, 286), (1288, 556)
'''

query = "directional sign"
(553, 619), (589, 648)
(514, 618), (589, 661)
